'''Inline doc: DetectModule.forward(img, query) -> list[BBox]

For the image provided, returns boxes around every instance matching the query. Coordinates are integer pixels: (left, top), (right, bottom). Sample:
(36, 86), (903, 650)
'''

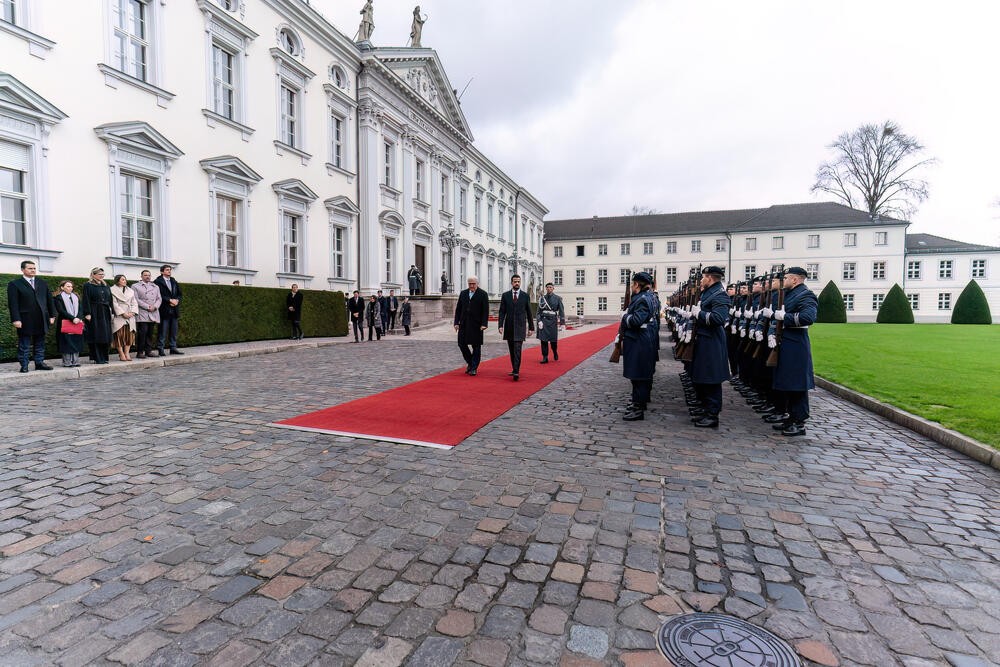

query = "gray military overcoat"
(536, 292), (565, 342)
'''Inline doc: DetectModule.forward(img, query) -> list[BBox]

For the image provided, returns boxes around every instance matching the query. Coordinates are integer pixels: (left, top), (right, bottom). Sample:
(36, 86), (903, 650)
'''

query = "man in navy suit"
(498, 274), (534, 381)
(7, 260), (55, 372)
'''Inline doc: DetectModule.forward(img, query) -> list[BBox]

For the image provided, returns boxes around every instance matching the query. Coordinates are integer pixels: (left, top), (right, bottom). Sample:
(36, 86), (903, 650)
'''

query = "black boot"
(623, 408), (644, 421)
(763, 412), (789, 423)
(781, 422), (807, 437)
(692, 416), (719, 428)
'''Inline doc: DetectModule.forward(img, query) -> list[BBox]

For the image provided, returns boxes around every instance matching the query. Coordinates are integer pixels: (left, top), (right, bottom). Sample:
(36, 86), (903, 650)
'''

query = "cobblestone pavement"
(1, 334), (999, 667)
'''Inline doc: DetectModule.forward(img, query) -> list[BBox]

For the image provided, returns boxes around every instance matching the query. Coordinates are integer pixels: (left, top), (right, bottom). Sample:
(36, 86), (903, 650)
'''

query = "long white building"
(543, 203), (1000, 323)
(0, 0), (545, 294)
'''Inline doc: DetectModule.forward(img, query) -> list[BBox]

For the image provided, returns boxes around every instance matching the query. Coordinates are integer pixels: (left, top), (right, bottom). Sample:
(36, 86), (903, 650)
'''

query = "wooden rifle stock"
(609, 270), (632, 362)
(766, 270), (785, 367)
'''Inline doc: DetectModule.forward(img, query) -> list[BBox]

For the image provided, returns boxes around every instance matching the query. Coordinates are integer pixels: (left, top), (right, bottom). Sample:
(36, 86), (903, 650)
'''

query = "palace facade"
(0, 0), (546, 294)
(543, 203), (1000, 323)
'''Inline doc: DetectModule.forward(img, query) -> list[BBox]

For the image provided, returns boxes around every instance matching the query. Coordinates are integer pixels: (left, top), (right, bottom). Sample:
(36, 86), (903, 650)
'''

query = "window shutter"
(0, 140), (30, 172)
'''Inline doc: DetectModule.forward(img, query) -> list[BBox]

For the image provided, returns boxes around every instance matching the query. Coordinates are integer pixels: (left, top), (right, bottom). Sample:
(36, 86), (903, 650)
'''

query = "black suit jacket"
(348, 296), (365, 317)
(154, 275), (182, 319)
(454, 288), (490, 346)
(498, 290), (533, 342)
(7, 276), (55, 336)
(286, 291), (303, 321)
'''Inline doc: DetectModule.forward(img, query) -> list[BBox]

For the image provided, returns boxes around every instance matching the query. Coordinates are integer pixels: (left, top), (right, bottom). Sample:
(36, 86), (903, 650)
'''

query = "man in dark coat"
(453, 276), (489, 374)
(386, 289), (399, 331)
(154, 265), (183, 355)
(536, 282), (565, 363)
(286, 284), (304, 339)
(377, 290), (389, 333)
(7, 260), (55, 372)
(621, 272), (658, 421)
(407, 265), (422, 295)
(440, 272), (448, 294)
(348, 290), (365, 342)
(498, 274), (534, 381)
(772, 267), (818, 437)
(400, 297), (412, 335)
(689, 266), (731, 428)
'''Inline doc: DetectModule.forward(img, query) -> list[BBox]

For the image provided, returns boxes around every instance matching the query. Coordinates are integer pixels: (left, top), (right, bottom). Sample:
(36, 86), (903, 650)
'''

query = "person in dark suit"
(498, 273), (534, 381)
(348, 290), (365, 342)
(376, 290), (389, 333)
(7, 260), (55, 372)
(400, 297), (412, 335)
(453, 276), (489, 375)
(689, 266), (732, 428)
(154, 264), (183, 355)
(287, 284), (304, 339)
(386, 289), (399, 332)
(366, 295), (382, 341)
(81, 267), (112, 364)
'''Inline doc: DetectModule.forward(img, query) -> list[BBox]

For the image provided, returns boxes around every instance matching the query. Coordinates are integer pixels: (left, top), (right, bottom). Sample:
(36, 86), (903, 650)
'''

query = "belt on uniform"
(785, 325), (810, 329)
(540, 310), (556, 314)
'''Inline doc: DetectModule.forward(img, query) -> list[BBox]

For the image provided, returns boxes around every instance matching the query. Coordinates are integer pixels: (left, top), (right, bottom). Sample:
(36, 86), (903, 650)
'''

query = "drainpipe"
(725, 231), (733, 282)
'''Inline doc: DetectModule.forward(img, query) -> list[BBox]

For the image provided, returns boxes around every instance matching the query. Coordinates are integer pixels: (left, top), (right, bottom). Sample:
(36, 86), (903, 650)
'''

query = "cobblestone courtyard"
(2, 333), (1000, 666)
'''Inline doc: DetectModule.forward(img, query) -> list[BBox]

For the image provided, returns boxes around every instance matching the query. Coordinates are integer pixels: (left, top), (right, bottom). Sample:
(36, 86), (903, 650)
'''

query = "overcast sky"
(316, 0), (1000, 245)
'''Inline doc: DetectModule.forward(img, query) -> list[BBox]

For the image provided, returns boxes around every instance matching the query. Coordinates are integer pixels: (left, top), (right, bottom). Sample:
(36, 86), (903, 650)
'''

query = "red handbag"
(60, 320), (84, 335)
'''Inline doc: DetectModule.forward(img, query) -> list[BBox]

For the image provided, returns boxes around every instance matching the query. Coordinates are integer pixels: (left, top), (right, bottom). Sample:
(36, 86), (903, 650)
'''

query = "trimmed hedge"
(816, 280), (847, 323)
(1, 273), (347, 362)
(951, 280), (993, 324)
(876, 283), (914, 324)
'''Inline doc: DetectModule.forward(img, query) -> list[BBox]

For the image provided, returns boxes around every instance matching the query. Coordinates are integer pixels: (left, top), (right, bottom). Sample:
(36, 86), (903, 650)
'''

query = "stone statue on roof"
(358, 0), (374, 42)
(410, 6), (426, 47)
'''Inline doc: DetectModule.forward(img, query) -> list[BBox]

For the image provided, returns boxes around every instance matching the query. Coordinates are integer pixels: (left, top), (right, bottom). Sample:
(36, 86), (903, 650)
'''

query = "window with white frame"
(744, 265), (756, 279)
(415, 159), (424, 201)
(112, 0), (152, 81)
(972, 259), (986, 279)
(200, 0), (260, 132)
(643, 242), (653, 255)
(620, 296), (626, 310)
(598, 296), (607, 312)
(383, 141), (394, 186)
(908, 293), (919, 310)
(772, 236), (784, 250)
(211, 45), (236, 120)
(598, 243), (607, 256)
(576, 297), (584, 316)
(1, 0), (14, 23)
(330, 112), (344, 168)
(716, 238), (726, 252)
(0, 147), (28, 246)
(324, 84), (355, 176)
(872, 261), (886, 280)
(597, 268), (608, 285)
(215, 195), (238, 267)
(875, 231), (888, 246)
(938, 292), (952, 310)
(279, 84), (298, 147)
(620, 268), (629, 284)
(119, 174), (155, 258)
(771, 264), (782, 273)
(202, 156), (265, 280)
(440, 175), (448, 211)
(330, 64), (347, 90)
(486, 201), (493, 233)
(872, 293), (884, 310)
(553, 245), (562, 258)
(938, 260), (952, 279)
(281, 212), (299, 273)
(665, 267), (677, 283)
(842, 262), (856, 280)
(621, 242), (630, 255)
(806, 263), (819, 281)
(552, 269), (562, 286)
(576, 245), (584, 257)
(474, 259), (481, 279)
(459, 187), (467, 222)
(384, 237), (394, 282)
(575, 269), (585, 286)
(745, 237), (757, 251)
(907, 260), (921, 280)
(843, 232), (857, 247)
(691, 239), (701, 253)
(808, 234), (820, 248)
(487, 264), (494, 292)
(666, 241), (677, 254)
(331, 226), (344, 278)
(843, 293), (854, 311)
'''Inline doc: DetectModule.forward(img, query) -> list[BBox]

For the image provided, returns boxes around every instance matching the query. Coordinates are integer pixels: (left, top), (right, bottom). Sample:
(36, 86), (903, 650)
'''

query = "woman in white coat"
(110, 274), (139, 361)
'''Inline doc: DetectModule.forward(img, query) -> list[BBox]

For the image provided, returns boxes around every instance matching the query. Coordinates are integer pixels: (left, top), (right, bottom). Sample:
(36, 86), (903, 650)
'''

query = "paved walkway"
(1, 332), (998, 666)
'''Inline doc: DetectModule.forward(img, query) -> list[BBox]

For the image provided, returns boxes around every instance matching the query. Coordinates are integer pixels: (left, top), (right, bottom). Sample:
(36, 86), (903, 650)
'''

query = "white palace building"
(0, 0), (546, 294)
(543, 203), (1000, 324)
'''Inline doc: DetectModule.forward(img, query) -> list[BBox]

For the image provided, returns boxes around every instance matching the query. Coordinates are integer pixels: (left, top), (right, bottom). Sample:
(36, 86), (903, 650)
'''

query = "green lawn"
(810, 323), (1000, 449)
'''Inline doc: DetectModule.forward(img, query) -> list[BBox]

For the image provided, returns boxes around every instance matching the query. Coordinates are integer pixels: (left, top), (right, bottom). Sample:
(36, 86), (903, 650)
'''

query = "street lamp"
(440, 223), (458, 294)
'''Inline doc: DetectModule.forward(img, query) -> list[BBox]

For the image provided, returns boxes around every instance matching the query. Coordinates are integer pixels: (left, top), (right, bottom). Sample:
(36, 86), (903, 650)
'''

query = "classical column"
(357, 102), (382, 292)
(400, 127), (416, 285)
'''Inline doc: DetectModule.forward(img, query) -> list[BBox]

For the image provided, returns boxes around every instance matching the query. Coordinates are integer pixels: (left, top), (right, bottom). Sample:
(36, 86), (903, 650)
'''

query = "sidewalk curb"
(814, 376), (1000, 470)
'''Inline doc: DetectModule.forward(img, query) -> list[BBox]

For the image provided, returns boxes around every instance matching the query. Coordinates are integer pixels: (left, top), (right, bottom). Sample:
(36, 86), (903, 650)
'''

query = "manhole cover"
(656, 613), (801, 667)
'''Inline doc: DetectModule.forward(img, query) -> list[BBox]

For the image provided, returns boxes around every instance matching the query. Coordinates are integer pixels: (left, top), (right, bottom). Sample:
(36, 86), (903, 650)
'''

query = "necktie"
(28, 278), (34, 289)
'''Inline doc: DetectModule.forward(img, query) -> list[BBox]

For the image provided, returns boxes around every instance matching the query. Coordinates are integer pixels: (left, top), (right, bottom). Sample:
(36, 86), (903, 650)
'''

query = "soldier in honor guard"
(536, 282), (565, 363)
(771, 266), (818, 436)
(688, 266), (731, 428)
(725, 283), (739, 378)
(621, 272), (658, 421)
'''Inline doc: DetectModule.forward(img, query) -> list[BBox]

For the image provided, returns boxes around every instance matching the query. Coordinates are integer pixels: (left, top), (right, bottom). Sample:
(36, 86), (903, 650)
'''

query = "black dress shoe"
(781, 422), (807, 437)
(19, 367), (28, 373)
(512, 374), (518, 381)
(693, 416), (719, 428)
(764, 412), (789, 423)
(689, 409), (706, 419)
(553, 352), (558, 361)
(540, 359), (549, 364)
(469, 370), (477, 376)
(35, 363), (54, 370)
(623, 409), (644, 421)
(772, 421), (791, 431)
(170, 349), (184, 355)
(753, 404), (775, 414)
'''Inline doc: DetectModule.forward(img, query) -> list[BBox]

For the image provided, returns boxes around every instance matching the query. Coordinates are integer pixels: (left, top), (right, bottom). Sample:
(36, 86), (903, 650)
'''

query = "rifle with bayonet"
(609, 269), (632, 363)
(676, 266), (701, 362)
(766, 267), (786, 367)
(753, 272), (775, 359)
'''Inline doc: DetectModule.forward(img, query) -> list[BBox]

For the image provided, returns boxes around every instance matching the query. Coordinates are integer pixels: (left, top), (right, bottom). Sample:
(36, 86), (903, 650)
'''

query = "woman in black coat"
(53, 280), (84, 367)
(286, 284), (303, 340)
(365, 295), (382, 341)
(81, 267), (112, 364)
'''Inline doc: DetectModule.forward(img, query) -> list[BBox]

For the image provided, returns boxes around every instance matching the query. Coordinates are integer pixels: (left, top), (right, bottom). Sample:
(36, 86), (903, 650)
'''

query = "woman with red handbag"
(53, 280), (84, 367)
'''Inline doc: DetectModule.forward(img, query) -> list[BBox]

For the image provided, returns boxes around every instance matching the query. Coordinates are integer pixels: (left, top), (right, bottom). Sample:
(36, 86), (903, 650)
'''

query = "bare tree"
(811, 121), (935, 220)
(626, 205), (662, 216)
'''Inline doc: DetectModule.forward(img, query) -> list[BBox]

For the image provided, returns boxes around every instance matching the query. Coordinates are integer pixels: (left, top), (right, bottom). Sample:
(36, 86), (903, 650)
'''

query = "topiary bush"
(816, 280), (847, 323)
(876, 283), (914, 324)
(1, 273), (347, 362)
(951, 280), (993, 324)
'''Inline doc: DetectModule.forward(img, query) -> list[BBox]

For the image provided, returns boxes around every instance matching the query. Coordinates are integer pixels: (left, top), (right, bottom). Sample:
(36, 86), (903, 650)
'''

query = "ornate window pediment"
(94, 121), (183, 160)
(324, 195), (359, 217)
(0, 72), (67, 125)
(199, 155), (261, 186)
(272, 178), (318, 205)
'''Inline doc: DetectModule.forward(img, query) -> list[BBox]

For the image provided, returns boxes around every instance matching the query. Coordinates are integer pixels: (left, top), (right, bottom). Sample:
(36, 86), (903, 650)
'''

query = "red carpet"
(273, 323), (619, 448)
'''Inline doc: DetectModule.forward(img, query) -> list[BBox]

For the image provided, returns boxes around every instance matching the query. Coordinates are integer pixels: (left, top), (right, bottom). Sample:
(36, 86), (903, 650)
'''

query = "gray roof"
(905, 233), (1000, 254)
(543, 202), (907, 241)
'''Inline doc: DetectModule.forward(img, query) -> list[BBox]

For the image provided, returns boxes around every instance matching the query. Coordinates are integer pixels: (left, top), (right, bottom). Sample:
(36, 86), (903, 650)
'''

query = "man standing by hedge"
(348, 290), (365, 342)
(133, 270), (161, 358)
(772, 267), (817, 437)
(154, 265), (183, 355)
(7, 260), (55, 373)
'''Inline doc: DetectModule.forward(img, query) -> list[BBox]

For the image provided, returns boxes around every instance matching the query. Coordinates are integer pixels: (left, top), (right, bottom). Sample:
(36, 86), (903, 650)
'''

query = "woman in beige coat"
(110, 274), (139, 361)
